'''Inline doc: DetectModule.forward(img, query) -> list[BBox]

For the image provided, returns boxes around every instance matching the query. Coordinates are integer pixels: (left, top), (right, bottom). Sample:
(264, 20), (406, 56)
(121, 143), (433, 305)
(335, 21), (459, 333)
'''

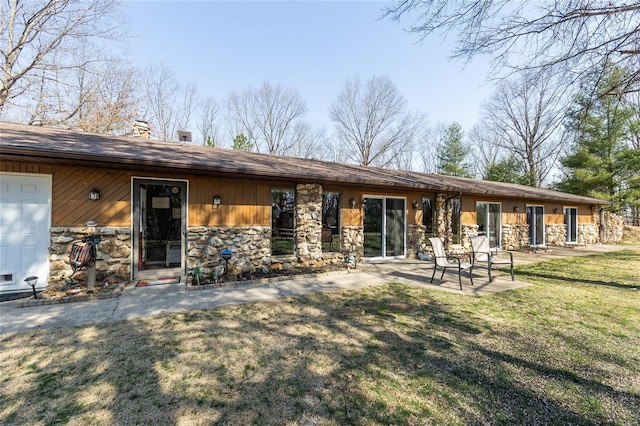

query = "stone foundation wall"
(49, 226), (131, 284)
(502, 224), (529, 250)
(545, 224), (567, 247)
(187, 226), (271, 275)
(295, 183), (323, 262)
(407, 224), (427, 258)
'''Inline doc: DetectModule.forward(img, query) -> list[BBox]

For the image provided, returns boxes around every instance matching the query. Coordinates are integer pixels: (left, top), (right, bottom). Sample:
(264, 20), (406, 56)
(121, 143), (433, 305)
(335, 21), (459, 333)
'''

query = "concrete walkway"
(0, 244), (630, 334)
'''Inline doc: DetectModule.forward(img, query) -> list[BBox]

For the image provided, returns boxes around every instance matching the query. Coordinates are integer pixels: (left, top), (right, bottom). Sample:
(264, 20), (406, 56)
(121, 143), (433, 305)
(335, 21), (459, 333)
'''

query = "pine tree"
(232, 133), (252, 152)
(437, 122), (473, 178)
(557, 65), (640, 216)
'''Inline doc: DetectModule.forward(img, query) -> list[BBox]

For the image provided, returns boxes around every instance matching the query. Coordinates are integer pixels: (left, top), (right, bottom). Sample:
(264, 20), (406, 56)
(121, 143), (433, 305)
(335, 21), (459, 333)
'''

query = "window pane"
(271, 188), (295, 255)
(363, 198), (383, 257)
(322, 192), (340, 252)
(451, 199), (461, 244)
(385, 198), (405, 257)
(422, 197), (434, 236)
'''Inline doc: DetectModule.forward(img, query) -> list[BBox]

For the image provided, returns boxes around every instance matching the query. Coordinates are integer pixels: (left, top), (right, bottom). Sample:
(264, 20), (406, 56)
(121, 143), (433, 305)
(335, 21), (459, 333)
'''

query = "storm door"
(565, 207), (578, 244)
(363, 196), (406, 258)
(527, 205), (545, 247)
(133, 179), (187, 279)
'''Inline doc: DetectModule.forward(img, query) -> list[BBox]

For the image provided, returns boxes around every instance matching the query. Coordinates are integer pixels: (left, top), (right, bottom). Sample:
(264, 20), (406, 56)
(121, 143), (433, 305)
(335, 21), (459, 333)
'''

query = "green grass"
(1, 250), (639, 425)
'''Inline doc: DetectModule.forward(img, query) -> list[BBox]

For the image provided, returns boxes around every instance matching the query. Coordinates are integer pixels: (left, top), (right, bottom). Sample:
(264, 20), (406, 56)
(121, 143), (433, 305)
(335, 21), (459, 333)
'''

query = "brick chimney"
(132, 120), (150, 138)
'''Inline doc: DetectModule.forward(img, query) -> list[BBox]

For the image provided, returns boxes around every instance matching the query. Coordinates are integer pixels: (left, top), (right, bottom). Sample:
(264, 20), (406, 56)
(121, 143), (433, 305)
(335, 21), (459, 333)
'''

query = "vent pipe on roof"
(132, 120), (150, 139)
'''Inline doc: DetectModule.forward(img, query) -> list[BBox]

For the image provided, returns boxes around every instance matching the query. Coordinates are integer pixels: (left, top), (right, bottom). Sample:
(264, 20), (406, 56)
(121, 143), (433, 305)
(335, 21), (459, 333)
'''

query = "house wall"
(458, 195), (608, 249)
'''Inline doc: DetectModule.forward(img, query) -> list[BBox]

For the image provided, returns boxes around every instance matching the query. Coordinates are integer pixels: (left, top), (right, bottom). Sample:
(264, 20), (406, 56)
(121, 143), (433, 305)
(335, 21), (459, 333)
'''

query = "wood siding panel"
(53, 167), (130, 226)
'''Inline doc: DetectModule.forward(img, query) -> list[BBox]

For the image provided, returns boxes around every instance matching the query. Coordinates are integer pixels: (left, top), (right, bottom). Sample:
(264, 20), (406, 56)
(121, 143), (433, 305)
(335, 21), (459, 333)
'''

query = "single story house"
(0, 121), (617, 295)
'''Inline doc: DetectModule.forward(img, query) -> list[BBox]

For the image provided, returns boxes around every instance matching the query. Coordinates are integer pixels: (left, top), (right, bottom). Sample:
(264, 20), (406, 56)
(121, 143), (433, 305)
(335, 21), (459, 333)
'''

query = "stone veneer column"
(435, 193), (447, 240)
(295, 183), (323, 264)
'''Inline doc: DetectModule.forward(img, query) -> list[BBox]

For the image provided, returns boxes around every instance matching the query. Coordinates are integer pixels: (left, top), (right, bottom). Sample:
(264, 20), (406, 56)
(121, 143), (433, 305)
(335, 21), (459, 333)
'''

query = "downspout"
(599, 206), (605, 243)
(444, 192), (462, 250)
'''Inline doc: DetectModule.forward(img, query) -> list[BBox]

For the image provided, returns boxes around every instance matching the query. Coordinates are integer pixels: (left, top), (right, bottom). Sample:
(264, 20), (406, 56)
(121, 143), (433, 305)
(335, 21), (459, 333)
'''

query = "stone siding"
(49, 226), (131, 284)
(341, 226), (364, 260)
(461, 224), (479, 250)
(407, 224), (427, 258)
(545, 224), (567, 247)
(502, 224), (529, 250)
(579, 224), (599, 245)
(601, 211), (624, 243)
(295, 183), (323, 263)
(187, 226), (271, 275)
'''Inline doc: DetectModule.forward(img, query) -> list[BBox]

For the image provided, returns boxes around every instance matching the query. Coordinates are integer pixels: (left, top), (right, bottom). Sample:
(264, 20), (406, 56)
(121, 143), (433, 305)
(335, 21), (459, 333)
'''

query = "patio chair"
(469, 235), (514, 282)
(428, 237), (474, 290)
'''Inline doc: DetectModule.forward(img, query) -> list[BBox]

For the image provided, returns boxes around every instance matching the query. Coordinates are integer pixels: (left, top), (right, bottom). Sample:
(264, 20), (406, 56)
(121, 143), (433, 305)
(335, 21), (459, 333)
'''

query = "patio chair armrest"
(491, 250), (513, 262)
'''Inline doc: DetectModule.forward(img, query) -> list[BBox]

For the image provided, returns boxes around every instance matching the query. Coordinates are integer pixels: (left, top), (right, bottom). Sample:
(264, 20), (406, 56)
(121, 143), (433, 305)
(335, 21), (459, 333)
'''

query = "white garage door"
(0, 173), (51, 295)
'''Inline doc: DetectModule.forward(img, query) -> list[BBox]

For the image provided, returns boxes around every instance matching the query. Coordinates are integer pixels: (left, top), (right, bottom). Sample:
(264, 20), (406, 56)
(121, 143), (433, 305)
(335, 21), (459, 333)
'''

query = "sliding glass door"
(565, 207), (578, 243)
(363, 196), (406, 258)
(477, 202), (502, 248)
(527, 205), (545, 246)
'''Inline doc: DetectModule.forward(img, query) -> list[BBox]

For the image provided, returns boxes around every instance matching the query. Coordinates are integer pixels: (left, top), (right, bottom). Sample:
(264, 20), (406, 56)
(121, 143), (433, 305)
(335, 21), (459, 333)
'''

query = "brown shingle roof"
(0, 121), (609, 205)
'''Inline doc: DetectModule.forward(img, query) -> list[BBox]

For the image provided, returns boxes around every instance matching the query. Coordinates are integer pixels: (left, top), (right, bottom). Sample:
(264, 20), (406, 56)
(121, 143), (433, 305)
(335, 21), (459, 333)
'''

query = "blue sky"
(124, 1), (494, 133)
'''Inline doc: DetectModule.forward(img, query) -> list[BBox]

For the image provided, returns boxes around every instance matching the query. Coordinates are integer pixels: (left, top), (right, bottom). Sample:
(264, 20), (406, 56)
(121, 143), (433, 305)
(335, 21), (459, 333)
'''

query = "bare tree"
(141, 64), (198, 141)
(0, 0), (125, 114)
(288, 122), (331, 160)
(480, 73), (568, 186)
(385, 1), (640, 95)
(8, 39), (140, 135)
(468, 123), (507, 178)
(196, 96), (220, 146)
(330, 75), (425, 167)
(225, 82), (309, 155)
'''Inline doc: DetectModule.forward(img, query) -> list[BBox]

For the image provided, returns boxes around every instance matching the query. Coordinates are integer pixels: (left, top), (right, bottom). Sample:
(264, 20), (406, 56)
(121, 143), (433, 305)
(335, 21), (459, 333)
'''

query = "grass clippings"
(1, 250), (639, 425)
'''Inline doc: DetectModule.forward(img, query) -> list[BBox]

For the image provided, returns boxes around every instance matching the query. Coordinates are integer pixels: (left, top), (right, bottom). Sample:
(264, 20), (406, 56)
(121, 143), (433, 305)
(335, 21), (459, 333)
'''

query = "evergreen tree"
(232, 133), (252, 152)
(437, 122), (473, 178)
(557, 65), (640, 216)
(485, 156), (533, 185)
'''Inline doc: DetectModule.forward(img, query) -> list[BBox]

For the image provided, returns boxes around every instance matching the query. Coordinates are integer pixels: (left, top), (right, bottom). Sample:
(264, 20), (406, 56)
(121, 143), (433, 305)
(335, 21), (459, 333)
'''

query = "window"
(322, 192), (340, 252)
(271, 188), (295, 255)
(450, 198), (461, 244)
(422, 197), (435, 236)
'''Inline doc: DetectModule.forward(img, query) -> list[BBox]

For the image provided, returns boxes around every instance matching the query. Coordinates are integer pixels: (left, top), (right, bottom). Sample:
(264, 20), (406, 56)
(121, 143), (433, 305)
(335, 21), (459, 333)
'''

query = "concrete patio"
(361, 244), (628, 296)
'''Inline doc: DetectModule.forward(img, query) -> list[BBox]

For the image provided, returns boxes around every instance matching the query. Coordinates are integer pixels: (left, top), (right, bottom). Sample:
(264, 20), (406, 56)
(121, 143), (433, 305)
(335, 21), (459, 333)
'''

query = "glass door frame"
(526, 204), (545, 247)
(564, 206), (578, 244)
(132, 177), (188, 280)
(476, 201), (502, 248)
(362, 195), (407, 260)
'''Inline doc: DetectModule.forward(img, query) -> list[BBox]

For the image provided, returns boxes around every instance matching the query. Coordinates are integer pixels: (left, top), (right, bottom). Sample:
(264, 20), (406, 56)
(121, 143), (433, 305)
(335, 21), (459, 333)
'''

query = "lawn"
(1, 250), (639, 425)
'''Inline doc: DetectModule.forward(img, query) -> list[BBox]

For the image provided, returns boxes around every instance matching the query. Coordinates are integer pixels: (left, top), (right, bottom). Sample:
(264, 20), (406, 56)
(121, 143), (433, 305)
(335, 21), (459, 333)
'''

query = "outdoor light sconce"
(554, 208), (559, 214)
(513, 206), (519, 212)
(89, 189), (100, 201)
(349, 197), (356, 209)
(412, 200), (420, 210)
(213, 195), (222, 206)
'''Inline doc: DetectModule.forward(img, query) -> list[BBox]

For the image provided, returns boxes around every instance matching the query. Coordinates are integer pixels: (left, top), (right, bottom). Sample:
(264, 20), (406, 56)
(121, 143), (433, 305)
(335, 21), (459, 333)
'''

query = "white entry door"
(0, 173), (51, 295)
